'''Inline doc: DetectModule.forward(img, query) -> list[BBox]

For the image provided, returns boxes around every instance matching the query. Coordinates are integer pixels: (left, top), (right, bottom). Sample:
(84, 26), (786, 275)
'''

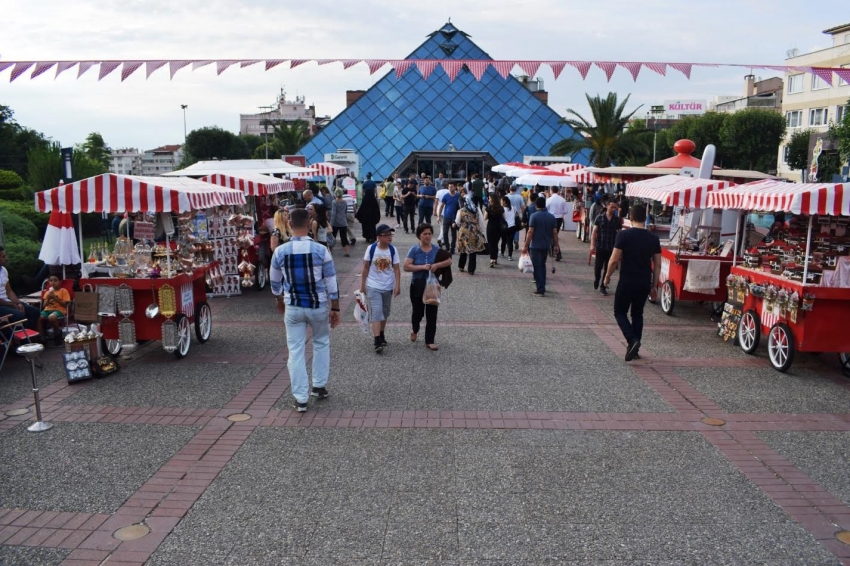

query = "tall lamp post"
(259, 104), (275, 160)
(181, 104), (188, 167)
(648, 105), (664, 163)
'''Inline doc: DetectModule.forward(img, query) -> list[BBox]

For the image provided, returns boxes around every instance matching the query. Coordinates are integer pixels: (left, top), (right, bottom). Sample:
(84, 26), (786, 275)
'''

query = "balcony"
(715, 94), (780, 113)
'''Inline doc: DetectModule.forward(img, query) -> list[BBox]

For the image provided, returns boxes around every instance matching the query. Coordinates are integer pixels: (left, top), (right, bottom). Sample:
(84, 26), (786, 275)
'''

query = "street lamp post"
(181, 104), (188, 167)
(649, 105), (664, 163)
(259, 105), (275, 160)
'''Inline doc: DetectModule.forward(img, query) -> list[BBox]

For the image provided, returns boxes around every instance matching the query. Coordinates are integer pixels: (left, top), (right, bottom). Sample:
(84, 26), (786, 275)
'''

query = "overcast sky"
(1, 1), (846, 151)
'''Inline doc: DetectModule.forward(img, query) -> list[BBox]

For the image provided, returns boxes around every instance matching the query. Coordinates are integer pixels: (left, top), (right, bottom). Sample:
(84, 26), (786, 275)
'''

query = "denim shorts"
(366, 288), (393, 322)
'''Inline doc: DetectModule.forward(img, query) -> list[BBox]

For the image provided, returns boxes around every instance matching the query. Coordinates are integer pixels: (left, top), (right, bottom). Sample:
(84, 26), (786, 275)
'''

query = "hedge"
(0, 187), (26, 201)
(0, 200), (48, 238)
(0, 169), (24, 190)
(2, 235), (41, 291)
(0, 211), (38, 241)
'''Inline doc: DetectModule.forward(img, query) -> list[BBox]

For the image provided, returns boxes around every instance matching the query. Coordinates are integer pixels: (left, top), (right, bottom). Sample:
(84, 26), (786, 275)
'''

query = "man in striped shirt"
(271, 208), (341, 412)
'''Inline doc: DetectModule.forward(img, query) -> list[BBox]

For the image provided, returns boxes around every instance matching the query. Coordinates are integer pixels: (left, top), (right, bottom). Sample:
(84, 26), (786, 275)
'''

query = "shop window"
(787, 74), (804, 94)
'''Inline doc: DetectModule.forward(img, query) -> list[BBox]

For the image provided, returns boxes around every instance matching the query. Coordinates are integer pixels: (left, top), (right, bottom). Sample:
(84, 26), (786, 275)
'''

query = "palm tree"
(550, 93), (649, 167)
(271, 119), (310, 155)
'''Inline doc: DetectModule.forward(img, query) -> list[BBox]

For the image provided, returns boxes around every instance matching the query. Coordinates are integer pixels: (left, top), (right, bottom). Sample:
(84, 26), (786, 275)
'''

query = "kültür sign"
(664, 100), (706, 115)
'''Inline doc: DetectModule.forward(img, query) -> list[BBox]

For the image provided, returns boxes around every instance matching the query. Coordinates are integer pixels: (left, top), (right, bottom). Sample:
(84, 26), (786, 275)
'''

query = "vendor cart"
(34, 173), (246, 358)
(706, 180), (850, 372)
(657, 247), (734, 315)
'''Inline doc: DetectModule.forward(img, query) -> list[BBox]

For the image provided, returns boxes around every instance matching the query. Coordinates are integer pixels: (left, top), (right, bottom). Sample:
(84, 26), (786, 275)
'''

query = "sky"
(1, 1), (846, 152)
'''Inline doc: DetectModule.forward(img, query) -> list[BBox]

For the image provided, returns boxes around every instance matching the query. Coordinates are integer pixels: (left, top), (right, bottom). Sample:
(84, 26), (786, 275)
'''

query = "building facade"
(141, 145), (184, 176)
(713, 75), (783, 114)
(109, 148), (143, 176)
(240, 89), (320, 138)
(777, 23), (850, 180)
(298, 22), (582, 179)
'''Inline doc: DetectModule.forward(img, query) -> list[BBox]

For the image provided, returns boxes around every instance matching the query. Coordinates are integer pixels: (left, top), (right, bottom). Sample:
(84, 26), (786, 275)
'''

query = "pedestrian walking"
(404, 223), (452, 351)
(590, 200), (622, 296)
(270, 208), (341, 412)
(500, 195), (518, 261)
(380, 177), (395, 218)
(522, 196), (559, 297)
(308, 203), (330, 248)
(456, 197), (486, 275)
(400, 181), (417, 233)
(417, 177), (437, 226)
(330, 189), (351, 257)
(437, 182), (461, 254)
(484, 196), (504, 268)
(603, 204), (661, 362)
(360, 224), (401, 353)
(355, 187), (381, 243)
(393, 180), (405, 229)
(342, 191), (358, 246)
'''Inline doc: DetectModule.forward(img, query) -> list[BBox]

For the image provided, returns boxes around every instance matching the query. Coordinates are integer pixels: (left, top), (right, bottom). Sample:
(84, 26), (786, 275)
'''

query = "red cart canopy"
(706, 179), (850, 215)
(626, 175), (733, 208)
(199, 173), (294, 196)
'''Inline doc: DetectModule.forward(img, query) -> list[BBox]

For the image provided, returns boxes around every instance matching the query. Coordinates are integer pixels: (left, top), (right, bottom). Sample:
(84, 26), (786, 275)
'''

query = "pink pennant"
(341, 60), (361, 69)
(55, 61), (77, 79)
(192, 60), (213, 70)
(441, 60), (464, 82)
(367, 60), (388, 74)
(415, 60), (439, 80)
(10, 62), (34, 82)
(835, 68), (850, 85)
(169, 60), (191, 78)
(30, 61), (56, 79)
(466, 60), (490, 81)
(546, 61), (567, 80)
(265, 59), (286, 71)
(145, 60), (167, 78)
(669, 63), (692, 79)
(566, 61), (592, 79)
(98, 61), (121, 81)
(518, 61), (541, 77)
(491, 61), (514, 79)
(240, 60), (261, 68)
(644, 62), (667, 76)
(619, 62), (642, 81)
(121, 61), (143, 81)
(389, 60), (412, 79)
(216, 60), (238, 75)
(811, 67), (834, 86)
(594, 61), (617, 81)
(0, 62), (13, 74)
(77, 61), (96, 78)
(289, 59), (309, 69)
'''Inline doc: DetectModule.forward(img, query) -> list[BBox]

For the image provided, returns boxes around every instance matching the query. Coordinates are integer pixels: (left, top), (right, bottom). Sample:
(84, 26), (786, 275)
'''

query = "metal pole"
(653, 115), (658, 163)
(17, 343), (52, 432)
(802, 214), (813, 283)
(181, 105), (188, 167)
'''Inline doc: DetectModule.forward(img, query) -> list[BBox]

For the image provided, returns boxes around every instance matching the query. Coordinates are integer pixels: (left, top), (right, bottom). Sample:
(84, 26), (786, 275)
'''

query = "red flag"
(121, 61), (144, 81)
(367, 60), (387, 74)
(566, 61), (592, 79)
(441, 60), (464, 82)
(415, 60), (439, 80)
(491, 61), (514, 79)
(389, 60), (412, 79)
(669, 63), (692, 79)
(619, 62), (643, 81)
(518, 61), (541, 77)
(594, 61), (617, 81)
(547, 61), (567, 80)
(466, 60), (490, 81)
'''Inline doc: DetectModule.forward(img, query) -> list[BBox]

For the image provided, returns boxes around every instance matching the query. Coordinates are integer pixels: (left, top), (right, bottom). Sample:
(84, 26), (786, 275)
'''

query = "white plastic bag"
(353, 290), (370, 334)
(518, 253), (533, 274)
(423, 272), (442, 305)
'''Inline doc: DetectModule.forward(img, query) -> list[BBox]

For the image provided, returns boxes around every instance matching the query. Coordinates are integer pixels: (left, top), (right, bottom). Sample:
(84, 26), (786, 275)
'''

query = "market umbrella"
(491, 162), (529, 173)
(514, 170), (578, 188)
(38, 210), (82, 277)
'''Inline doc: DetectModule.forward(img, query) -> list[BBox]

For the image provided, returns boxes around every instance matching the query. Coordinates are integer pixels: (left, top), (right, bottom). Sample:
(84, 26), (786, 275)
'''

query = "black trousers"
(458, 252), (477, 274)
(332, 226), (349, 247)
(402, 207), (416, 232)
(614, 281), (651, 344)
(500, 226), (517, 257)
(384, 197), (395, 217)
(410, 279), (438, 344)
(594, 248), (613, 287)
(394, 205), (404, 225)
(487, 224), (502, 260)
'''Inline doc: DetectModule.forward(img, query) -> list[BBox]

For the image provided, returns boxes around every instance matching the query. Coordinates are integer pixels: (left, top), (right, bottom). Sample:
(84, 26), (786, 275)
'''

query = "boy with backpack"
(359, 224), (401, 353)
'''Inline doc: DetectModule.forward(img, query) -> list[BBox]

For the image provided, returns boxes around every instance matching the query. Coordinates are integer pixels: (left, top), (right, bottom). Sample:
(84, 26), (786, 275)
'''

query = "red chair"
(0, 314), (41, 373)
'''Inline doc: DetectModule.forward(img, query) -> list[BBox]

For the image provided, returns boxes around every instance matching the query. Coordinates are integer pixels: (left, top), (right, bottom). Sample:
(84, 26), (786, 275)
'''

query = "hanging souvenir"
(117, 284), (134, 316)
(118, 318), (136, 347)
(777, 289), (789, 317)
(801, 293), (815, 312)
(97, 285), (117, 316)
(161, 320), (178, 353)
(157, 284), (177, 318)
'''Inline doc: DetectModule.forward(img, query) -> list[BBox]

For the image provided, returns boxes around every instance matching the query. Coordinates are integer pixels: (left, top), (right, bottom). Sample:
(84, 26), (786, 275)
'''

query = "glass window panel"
(363, 104), (382, 121)
(420, 86), (439, 103)
(434, 159), (451, 176)
(420, 104), (438, 121)
(479, 122), (497, 140)
(361, 122), (379, 138)
(468, 114), (486, 130)
(392, 131), (409, 149)
(411, 114), (428, 129)
(383, 104), (401, 122)
(516, 105), (534, 120)
(410, 132), (428, 149)
(467, 160), (482, 178)
(469, 132), (487, 149)
(401, 123), (418, 139)
(420, 123), (438, 139)
(451, 161), (467, 179)
(383, 124), (399, 139)
(417, 159), (433, 177)
(403, 105), (419, 120)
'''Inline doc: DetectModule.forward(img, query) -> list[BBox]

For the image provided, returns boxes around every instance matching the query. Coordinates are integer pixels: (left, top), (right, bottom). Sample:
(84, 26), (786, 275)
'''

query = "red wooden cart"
(657, 248), (734, 315)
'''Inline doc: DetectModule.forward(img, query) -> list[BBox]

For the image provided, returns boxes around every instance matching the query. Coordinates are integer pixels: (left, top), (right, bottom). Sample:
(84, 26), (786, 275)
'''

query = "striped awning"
(626, 175), (733, 208)
(34, 174), (246, 213)
(199, 173), (294, 196)
(706, 180), (850, 215)
(293, 162), (349, 179)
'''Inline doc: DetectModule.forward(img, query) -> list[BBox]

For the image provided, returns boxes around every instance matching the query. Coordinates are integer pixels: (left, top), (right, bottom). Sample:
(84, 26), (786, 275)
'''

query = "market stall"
(294, 162), (351, 195)
(515, 170), (579, 230)
(706, 180), (850, 372)
(626, 175), (737, 316)
(34, 174), (246, 358)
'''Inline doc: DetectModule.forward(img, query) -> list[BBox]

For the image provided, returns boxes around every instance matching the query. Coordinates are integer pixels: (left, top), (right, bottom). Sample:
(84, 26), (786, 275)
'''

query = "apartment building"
(141, 145), (184, 176)
(109, 148), (142, 176)
(777, 23), (850, 180)
(240, 88), (318, 138)
(713, 75), (783, 114)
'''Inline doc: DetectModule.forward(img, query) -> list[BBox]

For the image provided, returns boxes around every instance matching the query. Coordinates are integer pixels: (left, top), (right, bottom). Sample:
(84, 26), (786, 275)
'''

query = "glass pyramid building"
(298, 22), (583, 177)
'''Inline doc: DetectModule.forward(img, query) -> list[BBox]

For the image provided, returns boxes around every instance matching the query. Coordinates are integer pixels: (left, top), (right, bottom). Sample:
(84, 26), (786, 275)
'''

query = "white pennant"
(121, 61), (144, 81)
(169, 60), (192, 79)
(30, 61), (56, 79)
(77, 61), (96, 79)
(54, 61), (77, 79)
(145, 60), (167, 78)
(192, 60), (214, 70)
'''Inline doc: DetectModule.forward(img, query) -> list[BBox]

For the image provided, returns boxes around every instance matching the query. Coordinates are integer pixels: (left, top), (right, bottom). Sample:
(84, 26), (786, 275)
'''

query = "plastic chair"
(0, 314), (41, 374)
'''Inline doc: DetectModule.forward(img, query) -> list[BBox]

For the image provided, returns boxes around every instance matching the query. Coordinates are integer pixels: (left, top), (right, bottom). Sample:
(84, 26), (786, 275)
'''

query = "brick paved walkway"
(2, 224), (850, 565)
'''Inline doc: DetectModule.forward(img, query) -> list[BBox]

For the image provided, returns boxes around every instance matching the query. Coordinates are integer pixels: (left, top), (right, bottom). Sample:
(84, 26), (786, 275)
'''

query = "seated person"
(0, 245), (40, 338)
(38, 275), (71, 342)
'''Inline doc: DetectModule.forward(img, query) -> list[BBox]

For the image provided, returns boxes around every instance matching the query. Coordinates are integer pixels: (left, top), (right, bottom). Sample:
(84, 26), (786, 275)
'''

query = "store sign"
(327, 153), (357, 163)
(283, 155), (306, 167)
(133, 221), (154, 241)
(664, 99), (706, 115)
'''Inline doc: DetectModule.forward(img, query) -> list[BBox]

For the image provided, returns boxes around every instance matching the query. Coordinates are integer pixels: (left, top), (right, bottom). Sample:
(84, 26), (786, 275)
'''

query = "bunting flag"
(466, 60), (490, 81)
(390, 60), (412, 79)
(216, 60), (239, 75)
(316, 59), (336, 66)
(55, 61), (77, 79)
(120, 61), (144, 81)
(77, 61), (96, 78)
(98, 61), (121, 81)
(265, 59), (285, 71)
(518, 61), (541, 77)
(594, 61), (618, 82)
(836, 68), (850, 85)
(0, 62), (13, 74)
(440, 60), (464, 82)
(169, 60), (191, 79)
(146, 60), (167, 78)
(30, 61), (56, 79)
(289, 59), (309, 69)
(192, 60), (214, 71)
(9, 62), (34, 82)
(668, 63), (693, 79)
(566, 61), (592, 79)
(240, 60), (261, 68)
(644, 62), (667, 76)
(341, 59), (361, 69)
(547, 61), (567, 80)
(414, 60), (439, 80)
(811, 67), (834, 86)
(366, 60), (387, 74)
(619, 62), (643, 81)
(491, 61), (514, 79)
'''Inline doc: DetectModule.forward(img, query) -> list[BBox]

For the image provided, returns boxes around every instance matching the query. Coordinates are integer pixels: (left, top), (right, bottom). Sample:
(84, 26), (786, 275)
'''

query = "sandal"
(410, 332), (418, 342)
(426, 344), (439, 351)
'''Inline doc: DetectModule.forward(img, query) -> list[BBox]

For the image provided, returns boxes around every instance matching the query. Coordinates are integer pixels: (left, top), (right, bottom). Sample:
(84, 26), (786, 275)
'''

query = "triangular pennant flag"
(366, 60), (388, 74)
(811, 67), (834, 86)
(315, 59), (335, 66)
(169, 60), (192, 79)
(835, 68), (850, 85)
(0, 62), (14, 74)
(594, 61), (618, 81)
(98, 61), (121, 81)
(9, 62), (34, 82)
(491, 61), (514, 79)
(265, 59), (286, 71)
(566, 61), (592, 79)
(341, 60), (361, 69)
(787, 66), (812, 73)
(120, 61), (143, 81)
(619, 62), (643, 81)
(761, 65), (790, 73)
(440, 60), (464, 82)
(145, 60), (167, 78)
(466, 60), (490, 81)
(55, 61), (77, 78)
(389, 60), (412, 79)
(644, 62), (667, 76)
(216, 60), (238, 75)
(30, 62), (57, 79)
(77, 61), (96, 78)
(518, 61), (541, 77)
(547, 61), (567, 80)
(192, 60), (214, 70)
(415, 60), (439, 80)
(289, 59), (309, 69)
(669, 63), (693, 79)
(240, 60), (261, 68)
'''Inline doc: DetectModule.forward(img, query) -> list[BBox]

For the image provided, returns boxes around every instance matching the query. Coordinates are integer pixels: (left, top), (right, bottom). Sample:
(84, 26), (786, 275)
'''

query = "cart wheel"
(194, 302), (212, 343)
(105, 339), (122, 356)
(767, 322), (795, 372)
(738, 310), (760, 354)
(660, 281), (675, 315)
(838, 353), (850, 373)
(174, 314), (191, 359)
(254, 262), (268, 291)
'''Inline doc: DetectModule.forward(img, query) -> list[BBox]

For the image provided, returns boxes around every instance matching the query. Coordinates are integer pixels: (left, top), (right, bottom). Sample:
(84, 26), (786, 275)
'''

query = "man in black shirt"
(590, 200), (622, 295)
(400, 181), (417, 233)
(604, 205), (661, 361)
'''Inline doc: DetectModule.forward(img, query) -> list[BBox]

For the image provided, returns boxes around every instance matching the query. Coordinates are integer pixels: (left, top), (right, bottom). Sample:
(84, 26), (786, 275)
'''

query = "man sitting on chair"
(0, 245), (40, 339)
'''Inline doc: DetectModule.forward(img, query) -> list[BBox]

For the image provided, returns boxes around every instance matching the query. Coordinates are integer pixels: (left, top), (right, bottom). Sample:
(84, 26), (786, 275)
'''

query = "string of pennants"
(1, 58), (849, 85)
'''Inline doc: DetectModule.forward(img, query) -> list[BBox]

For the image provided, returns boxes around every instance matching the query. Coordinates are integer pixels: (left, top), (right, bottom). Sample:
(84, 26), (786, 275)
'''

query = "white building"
(141, 145), (184, 176)
(777, 23), (850, 180)
(713, 76), (783, 114)
(240, 89), (317, 138)
(109, 148), (143, 176)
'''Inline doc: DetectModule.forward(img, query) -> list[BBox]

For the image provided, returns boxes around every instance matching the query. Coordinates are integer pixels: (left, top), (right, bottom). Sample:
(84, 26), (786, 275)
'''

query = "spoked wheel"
(105, 339), (122, 356)
(738, 310), (760, 354)
(174, 314), (192, 359)
(254, 262), (268, 291)
(767, 322), (795, 372)
(660, 281), (675, 315)
(194, 302), (212, 343)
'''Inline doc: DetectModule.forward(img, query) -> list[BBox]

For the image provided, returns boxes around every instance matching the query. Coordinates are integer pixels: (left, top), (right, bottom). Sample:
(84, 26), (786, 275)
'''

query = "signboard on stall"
(283, 155), (306, 167)
(342, 177), (356, 197)
(194, 211), (209, 240)
(717, 300), (743, 342)
(133, 221), (154, 242)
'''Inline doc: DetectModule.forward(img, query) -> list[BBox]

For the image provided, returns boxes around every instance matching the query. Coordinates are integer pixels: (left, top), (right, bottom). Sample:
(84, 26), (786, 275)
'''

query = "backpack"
(379, 182), (389, 199)
(368, 242), (396, 265)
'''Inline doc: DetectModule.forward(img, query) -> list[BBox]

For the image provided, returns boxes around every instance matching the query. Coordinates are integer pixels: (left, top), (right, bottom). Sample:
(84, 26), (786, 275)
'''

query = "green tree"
(666, 112), (728, 165)
(829, 98), (850, 169)
(0, 104), (49, 178)
(27, 143), (108, 193)
(0, 169), (24, 190)
(239, 134), (265, 155)
(718, 108), (786, 172)
(78, 132), (111, 169)
(252, 139), (286, 159)
(185, 126), (251, 161)
(271, 120), (310, 155)
(550, 93), (648, 167)
(785, 129), (814, 172)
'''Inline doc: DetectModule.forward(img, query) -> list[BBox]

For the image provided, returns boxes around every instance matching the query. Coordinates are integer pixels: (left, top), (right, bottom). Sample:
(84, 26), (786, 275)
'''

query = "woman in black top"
(484, 198), (505, 268)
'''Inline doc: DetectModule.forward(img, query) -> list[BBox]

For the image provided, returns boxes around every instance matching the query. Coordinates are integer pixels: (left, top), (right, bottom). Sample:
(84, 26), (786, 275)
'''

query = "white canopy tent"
(163, 159), (316, 177)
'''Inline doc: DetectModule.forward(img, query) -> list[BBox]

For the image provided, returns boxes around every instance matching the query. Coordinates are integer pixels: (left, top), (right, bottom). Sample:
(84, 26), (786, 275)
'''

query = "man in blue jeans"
(270, 208), (341, 412)
(417, 177), (437, 226)
(522, 196), (559, 297)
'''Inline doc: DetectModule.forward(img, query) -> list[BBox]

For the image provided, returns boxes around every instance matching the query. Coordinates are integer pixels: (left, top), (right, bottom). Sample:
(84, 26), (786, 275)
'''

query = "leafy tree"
(252, 139), (286, 159)
(185, 126), (251, 161)
(271, 120), (310, 155)
(785, 129), (814, 172)
(0, 104), (49, 178)
(239, 134), (265, 155)
(550, 93), (648, 167)
(27, 143), (108, 193)
(666, 112), (728, 165)
(718, 109), (786, 172)
(829, 98), (850, 169)
(78, 132), (111, 169)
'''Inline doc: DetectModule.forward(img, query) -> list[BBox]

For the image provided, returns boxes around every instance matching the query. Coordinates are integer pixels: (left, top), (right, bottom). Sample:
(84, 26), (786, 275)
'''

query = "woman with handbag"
(403, 223), (452, 351)
(455, 197), (486, 275)
(500, 195), (518, 261)
(484, 197), (505, 268)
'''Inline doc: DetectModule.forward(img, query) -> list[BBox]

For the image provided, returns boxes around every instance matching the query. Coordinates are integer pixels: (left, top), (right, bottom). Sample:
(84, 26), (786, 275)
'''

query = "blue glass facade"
(299, 23), (583, 178)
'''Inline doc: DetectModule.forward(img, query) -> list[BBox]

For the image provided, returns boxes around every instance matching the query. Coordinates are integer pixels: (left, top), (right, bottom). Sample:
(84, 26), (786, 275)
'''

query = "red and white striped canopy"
(293, 162), (349, 179)
(514, 170), (577, 188)
(566, 169), (597, 184)
(546, 163), (585, 173)
(491, 162), (529, 173)
(705, 180), (850, 215)
(626, 175), (733, 208)
(199, 173), (294, 196)
(34, 174), (246, 213)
